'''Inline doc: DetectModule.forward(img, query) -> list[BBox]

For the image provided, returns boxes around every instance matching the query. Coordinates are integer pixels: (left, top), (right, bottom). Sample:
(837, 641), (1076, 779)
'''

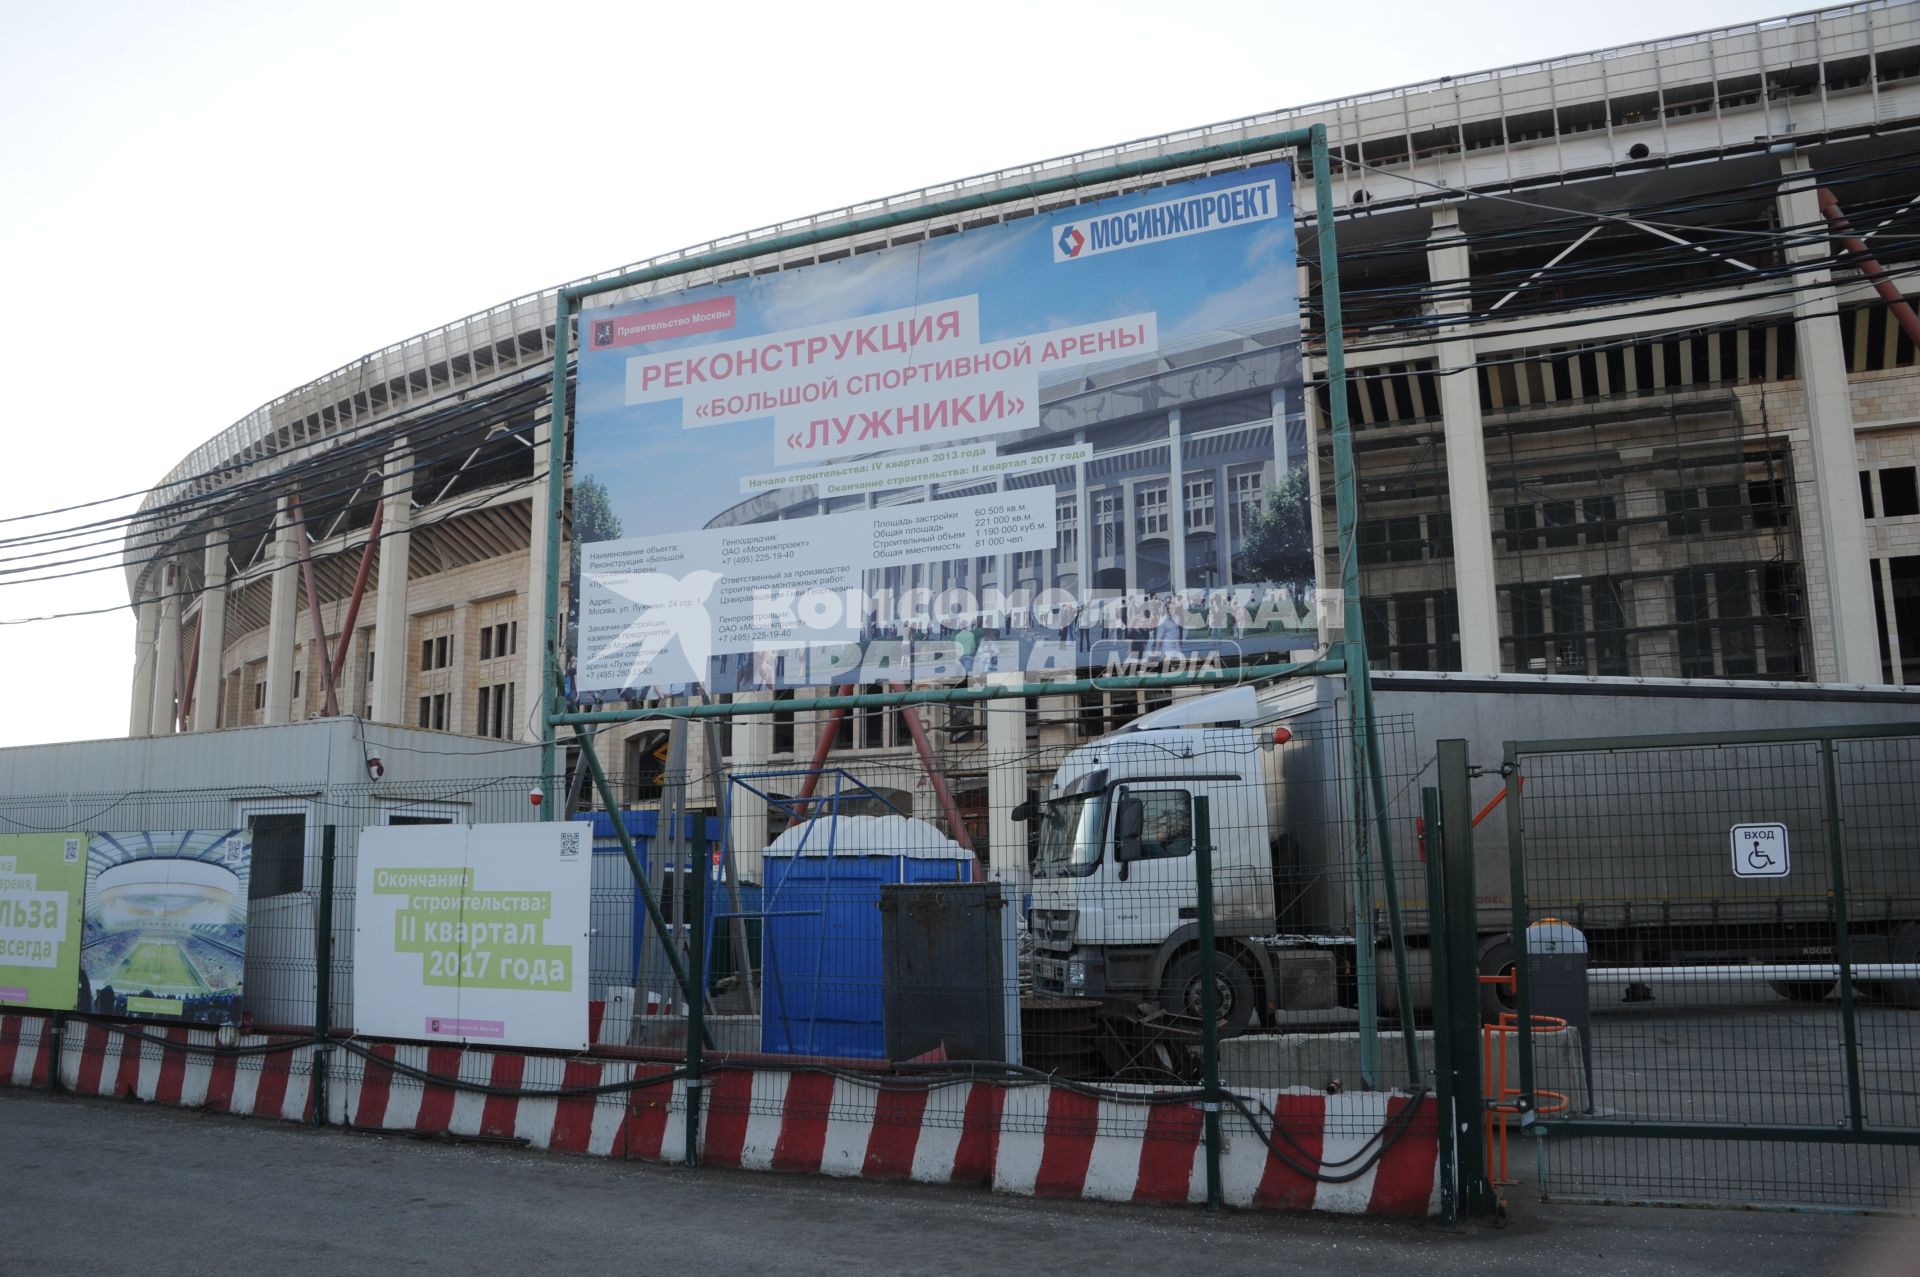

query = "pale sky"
(0, 0), (1814, 749)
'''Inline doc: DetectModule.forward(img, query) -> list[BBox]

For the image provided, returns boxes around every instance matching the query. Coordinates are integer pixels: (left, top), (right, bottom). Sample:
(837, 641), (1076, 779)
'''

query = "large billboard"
(572, 161), (1312, 698)
(0, 832), (86, 1011)
(355, 822), (592, 1051)
(81, 831), (251, 1024)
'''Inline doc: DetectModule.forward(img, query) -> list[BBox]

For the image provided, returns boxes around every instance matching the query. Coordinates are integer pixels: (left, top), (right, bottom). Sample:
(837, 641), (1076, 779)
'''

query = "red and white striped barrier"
(1, 1014), (1438, 1215)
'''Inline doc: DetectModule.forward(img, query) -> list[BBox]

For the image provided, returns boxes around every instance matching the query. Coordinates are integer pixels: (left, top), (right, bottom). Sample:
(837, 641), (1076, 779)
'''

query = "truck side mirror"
(1114, 796), (1145, 863)
(1010, 799), (1035, 822)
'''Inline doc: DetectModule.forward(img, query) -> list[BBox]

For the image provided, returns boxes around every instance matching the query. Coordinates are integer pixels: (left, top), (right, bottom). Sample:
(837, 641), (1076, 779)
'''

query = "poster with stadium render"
(0, 832), (87, 1011)
(82, 831), (251, 1024)
(572, 160), (1311, 698)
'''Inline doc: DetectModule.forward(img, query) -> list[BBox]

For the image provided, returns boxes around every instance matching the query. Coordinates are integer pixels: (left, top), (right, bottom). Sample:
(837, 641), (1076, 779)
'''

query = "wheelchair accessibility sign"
(1730, 823), (1791, 878)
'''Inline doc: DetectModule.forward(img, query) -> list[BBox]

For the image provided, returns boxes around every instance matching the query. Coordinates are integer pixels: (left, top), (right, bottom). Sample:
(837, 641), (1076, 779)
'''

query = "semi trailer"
(1024, 671), (1920, 1028)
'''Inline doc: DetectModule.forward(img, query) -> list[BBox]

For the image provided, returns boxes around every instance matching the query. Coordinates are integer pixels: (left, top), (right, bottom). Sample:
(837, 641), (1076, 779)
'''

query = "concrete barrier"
(1, 1012), (1439, 1216)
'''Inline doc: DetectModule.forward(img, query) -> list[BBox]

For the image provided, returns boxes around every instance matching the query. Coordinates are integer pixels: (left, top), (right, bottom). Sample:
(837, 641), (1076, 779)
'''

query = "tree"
(565, 476), (624, 698)
(1234, 468), (1315, 589)
(570, 474), (622, 580)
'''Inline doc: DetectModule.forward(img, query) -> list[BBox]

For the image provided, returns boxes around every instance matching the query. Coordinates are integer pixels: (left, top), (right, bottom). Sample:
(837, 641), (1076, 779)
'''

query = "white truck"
(1023, 672), (1920, 1030)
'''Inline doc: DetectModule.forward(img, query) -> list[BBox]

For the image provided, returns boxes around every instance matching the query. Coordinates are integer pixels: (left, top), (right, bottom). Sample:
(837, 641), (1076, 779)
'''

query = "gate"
(1471, 721), (1920, 1211)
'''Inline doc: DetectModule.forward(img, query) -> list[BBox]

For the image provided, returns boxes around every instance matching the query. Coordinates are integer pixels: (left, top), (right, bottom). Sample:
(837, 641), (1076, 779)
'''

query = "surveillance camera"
(365, 756), (385, 781)
(529, 789), (544, 807)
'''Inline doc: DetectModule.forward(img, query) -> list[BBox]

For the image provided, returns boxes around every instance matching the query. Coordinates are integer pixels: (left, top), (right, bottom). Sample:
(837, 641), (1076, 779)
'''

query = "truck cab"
(1026, 684), (1340, 1029)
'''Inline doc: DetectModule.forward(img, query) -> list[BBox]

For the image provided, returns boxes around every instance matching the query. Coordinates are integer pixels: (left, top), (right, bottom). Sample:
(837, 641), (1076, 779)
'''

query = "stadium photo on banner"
(81, 831), (251, 1024)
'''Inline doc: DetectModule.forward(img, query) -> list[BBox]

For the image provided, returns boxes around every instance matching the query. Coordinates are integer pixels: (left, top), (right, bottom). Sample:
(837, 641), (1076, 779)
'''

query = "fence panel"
(1502, 727), (1920, 1211)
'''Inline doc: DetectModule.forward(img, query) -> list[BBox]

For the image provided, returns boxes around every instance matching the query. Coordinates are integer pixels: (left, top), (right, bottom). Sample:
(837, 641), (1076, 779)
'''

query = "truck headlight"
(1067, 959), (1087, 988)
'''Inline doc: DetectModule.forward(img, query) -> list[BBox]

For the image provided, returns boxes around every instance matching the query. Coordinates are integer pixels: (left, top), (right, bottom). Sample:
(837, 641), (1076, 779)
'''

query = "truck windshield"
(1035, 792), (1107, 877)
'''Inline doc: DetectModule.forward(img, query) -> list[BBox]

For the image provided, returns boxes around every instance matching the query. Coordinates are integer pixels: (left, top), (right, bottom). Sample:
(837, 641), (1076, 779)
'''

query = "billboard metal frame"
(537, 124), (1418, 1086)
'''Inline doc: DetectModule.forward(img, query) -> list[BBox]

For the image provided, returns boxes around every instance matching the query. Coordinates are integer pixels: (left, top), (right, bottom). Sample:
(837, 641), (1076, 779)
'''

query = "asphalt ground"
(3, 1086), (1912, 1277)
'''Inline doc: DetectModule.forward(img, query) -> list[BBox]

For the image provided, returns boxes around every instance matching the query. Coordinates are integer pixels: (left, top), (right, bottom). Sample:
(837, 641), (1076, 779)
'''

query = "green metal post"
(313, 823), (336, 1127)
(574, 730), (712, 1049)
(1193, 796), (1224, 1212)
(1501, 743), (1537, 1129)
(685, 816), (708, 1168)
(1438, 741), (1493, 1215)
(539, 292), (574, 818)
(1820, 739), (1866, 1133)
(1421, 786), (1455, 1223)
(1310, 123), (1409, 1087)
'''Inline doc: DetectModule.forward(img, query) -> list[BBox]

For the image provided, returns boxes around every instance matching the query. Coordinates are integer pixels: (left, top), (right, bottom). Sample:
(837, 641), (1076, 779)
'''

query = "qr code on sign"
(558, 831), (580, 859)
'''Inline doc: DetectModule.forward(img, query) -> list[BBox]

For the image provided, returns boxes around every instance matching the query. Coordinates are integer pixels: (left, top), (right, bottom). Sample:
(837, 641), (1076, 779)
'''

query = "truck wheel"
(1477, 936), (1517, 1022)
(1768, 979), (1836, 1003)
(1162, 950), (1254, 1036)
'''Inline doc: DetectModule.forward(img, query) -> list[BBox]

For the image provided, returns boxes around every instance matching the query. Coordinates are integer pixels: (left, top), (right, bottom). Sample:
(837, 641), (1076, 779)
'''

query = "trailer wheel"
(1162, 949), (1255, 1036)
(1767, 979), (1836, 1003)
(1874, 923), (1920, 1008)
(1477, 936), (1517, 1022)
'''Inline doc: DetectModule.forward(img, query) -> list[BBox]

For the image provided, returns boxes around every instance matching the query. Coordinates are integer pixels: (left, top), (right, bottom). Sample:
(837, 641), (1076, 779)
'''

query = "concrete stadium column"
(450, 602), (473, 733)
(984, 672), (1028, 891)
(148, 563), (183, 735)
(728, 691), (772, 885)
(264, 500), (300, 726)
(372, 443), (415, 724)
(1778, 156), (1881, 683)
(523, 411), (551, 743)
(1427, 208), (1503, 673)
(129, 590), (160, 737)
(193, 542), (228, 732)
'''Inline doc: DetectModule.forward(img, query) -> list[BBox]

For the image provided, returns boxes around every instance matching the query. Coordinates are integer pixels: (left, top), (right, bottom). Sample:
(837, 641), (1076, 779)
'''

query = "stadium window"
(1583, 495), (1620, 544)
(417, 692), (447, 730)
(1502, 503), (1539, 552)
(420, 639), (433, 671)
(253, 682), (265, 711)
(1509, 587), (1547, 671)
(1882, 466), (1920, 518)
(479, 621), (516, 661)
(1663, 488), (1702, 536)
(436, 635), (450, 668)
(1747, 480), (1790, 530)
(242, 810), (306, 900)
(476, 682), (512, 738)
(771, 689), (795, 754)
(1705, 483), (1745, 533)
(1542, 500), (1580, 548)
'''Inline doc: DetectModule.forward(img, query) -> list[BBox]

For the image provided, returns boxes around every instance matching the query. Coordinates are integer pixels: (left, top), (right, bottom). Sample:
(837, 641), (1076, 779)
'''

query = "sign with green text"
(0, 833), (86, 1011)
(354, 822), (591, 1049)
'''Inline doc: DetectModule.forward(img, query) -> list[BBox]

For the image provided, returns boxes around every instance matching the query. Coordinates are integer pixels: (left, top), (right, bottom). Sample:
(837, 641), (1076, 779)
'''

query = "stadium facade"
(124, 2), (1920, 856)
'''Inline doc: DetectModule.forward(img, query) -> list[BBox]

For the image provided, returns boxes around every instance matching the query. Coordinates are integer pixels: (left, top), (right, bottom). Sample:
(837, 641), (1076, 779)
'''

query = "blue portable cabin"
(588, 810), (758, 994)
(758, 813), (974, 1060)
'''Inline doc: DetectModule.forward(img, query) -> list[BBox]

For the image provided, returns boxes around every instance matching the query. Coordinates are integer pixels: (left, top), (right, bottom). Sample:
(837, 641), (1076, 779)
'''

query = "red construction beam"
(287, 495), (341, 718)
(1819, 187), (1920, 350)
(329, 499), (383, 691)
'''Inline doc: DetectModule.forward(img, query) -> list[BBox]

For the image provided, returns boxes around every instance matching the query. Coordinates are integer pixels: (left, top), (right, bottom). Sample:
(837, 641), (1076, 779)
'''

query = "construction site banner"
(355, 822), (593, 1051)
(81, 831), (251, 1024)
(0, 832), (86, 1011)
(572, 161), (1309, 698)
